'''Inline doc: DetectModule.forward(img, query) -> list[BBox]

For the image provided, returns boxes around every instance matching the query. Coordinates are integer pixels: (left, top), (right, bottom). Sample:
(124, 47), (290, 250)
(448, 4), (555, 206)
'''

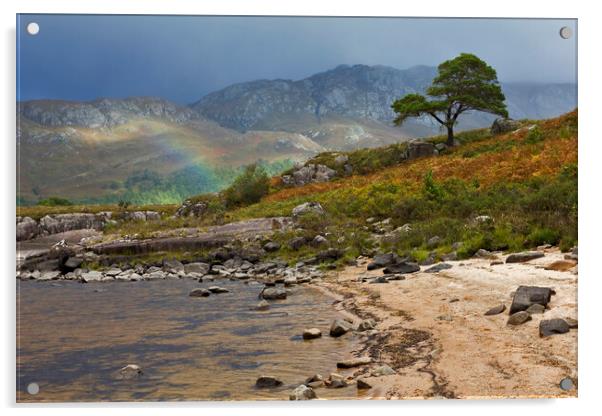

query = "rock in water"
(424, 263), (453, 273)
(505, 251), (545, 263)
(261, 287), (287, 300)
(509, 286), (555, 314)
(383, 262), (420, 274)
(329, 319), (352, 337)
(115, 364), (143, 380)
(336, 357), (372, 368)
(539, 319), (571, 337)
(289, 384), (316, 400)
(507, 311), (532, 326)
(255, 376), (283, 388)
(484, 304), (506, 316)
(302, 328), (322, 340)
(327, 379), (347, 388)
(189, 288), (211, 297)
(357, 379), (372, 389)
(254, 300), (270, 311)
(208, 286), (229, 293)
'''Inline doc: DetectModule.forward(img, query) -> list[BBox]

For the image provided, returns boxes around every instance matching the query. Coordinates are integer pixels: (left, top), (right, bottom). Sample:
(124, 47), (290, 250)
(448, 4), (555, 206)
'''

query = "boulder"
(254, 300), (270, 311)
(329, 319), (353, 337)
(208, 286), (229, 294)
(263, 242), (281, 252)
(475, 248), (495, 259)
(484, 304), (506, 316)
(424, 263), (452, 273)
(491, 118), (521, 134)
(327, 379), (347, 388)
(506, 251), (545, 263)
(289, 384), (316, 400)
(312, 235), (328, 246)
(184, 262), (210, 275)
(255, 375), (283, 388)
(371, 365), (396, 377)
(356, 319), (376, 331)
(383, 262), (420, 274)
(39, 213), (104, 235)
(81, 270), (103, 282)
(509, 286), (555, 314)
(316, 248), (343, 261)
(526, 303), (546, 314)
(261, 287), (287, 300)
(314, 164), (337, 182)
(426, 236), (442, 249)
(507, 311), (532, 326)
(407, 141), (436, 159)
(288, 236), (307, 251)
(63, 256), (83, 272)
(357, 379), (372, 389)
(16, 217), (39, 241)
(367, 252), (402, 270)
(163, 259), (184, 273)
(292, 202), (325, 219)
(302, 328), (322, 340)
(539, 319), (570, 337)
(189, 288), (211, 297)
(337, 357), (372, 368)
(115, 364), (143, 380)
(175, 199), (208, 217)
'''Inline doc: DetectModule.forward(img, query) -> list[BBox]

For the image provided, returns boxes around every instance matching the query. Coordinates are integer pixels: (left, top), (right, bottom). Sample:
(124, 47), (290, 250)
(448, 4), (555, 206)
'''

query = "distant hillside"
(193, 64), (576, 132)
(17, 64), (576, 205)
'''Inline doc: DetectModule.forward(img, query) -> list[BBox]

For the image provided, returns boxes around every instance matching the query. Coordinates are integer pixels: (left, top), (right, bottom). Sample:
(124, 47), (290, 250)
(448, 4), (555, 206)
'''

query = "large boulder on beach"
(367, 253), (402, 270)
(539, 319), (571, 337)
(329, 319), (353, 337)
(255, 375), (283, 388)
(383, 262), (420, 274)
(289, 384), (316, 400)
(506, 251), (545, 263)
(509, 286), (555, 314)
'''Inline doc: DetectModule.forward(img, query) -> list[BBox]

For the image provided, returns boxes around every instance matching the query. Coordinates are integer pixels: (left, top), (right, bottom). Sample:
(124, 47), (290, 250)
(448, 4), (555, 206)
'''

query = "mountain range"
(17, 64), (577, 204)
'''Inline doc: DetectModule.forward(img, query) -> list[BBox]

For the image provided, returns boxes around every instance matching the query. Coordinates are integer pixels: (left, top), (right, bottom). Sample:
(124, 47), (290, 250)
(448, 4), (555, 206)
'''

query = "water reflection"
(17, 279), (359, 402)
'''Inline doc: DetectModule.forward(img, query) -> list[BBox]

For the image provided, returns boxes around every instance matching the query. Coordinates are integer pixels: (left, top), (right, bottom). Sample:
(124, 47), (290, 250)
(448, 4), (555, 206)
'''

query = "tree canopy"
(392, 53), (508, 146)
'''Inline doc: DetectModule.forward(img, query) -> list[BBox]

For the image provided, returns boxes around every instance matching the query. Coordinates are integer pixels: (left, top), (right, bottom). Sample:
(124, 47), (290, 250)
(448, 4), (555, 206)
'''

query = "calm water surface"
(17, 278), (360, 402)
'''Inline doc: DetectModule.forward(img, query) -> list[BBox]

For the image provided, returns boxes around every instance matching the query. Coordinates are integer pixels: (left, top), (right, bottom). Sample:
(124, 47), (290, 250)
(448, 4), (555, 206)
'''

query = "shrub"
(525, 227), (561, 247)
(37, 197), (73, 206)
(222, 164), (270, 208)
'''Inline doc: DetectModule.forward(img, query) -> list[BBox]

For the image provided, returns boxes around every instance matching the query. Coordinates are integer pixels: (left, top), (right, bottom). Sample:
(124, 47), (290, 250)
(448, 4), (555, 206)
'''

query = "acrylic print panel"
(16, 14), (578, 402)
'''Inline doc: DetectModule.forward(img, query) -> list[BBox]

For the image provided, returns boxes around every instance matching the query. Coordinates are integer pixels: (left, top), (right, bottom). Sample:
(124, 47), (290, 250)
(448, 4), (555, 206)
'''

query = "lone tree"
(391, 53), (508, 146)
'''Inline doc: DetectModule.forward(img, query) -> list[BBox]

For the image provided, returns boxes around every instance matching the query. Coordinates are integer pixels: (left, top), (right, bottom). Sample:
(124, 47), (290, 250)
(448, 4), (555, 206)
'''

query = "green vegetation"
(392, 53), (508, 146)
(36, 197), (73, 206)
(222, 164), (270, 208)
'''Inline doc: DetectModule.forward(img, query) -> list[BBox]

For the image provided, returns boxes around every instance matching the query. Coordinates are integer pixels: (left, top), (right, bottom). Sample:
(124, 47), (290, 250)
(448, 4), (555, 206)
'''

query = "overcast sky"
(17, 15), (577, 104)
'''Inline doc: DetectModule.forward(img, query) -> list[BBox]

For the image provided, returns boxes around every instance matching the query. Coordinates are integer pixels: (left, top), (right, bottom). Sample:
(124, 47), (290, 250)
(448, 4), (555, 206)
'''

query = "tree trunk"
(446, 126), (455, 147)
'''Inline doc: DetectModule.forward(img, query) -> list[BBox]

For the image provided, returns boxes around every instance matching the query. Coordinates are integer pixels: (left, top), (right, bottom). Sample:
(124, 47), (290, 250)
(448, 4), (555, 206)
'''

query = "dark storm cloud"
(17, 15), (576, 104)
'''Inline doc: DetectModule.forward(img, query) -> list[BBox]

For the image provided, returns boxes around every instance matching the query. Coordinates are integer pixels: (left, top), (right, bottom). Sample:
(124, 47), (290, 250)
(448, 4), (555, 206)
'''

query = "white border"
(2, 1), (601, 416)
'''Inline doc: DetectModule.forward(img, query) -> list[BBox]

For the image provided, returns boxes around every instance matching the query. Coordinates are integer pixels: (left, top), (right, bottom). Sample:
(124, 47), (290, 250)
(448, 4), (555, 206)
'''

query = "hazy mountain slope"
(193, 64), (576, 133)
(17, 65), (576, 204)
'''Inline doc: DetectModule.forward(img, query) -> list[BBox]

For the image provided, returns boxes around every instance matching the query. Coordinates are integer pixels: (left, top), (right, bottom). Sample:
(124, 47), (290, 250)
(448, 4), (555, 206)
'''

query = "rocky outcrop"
(16, 211), (161, 241)
(292, 202), (326, 219)
(281, 163), (337, 186)
(491, 118), (522, 134)
(509, 286), (555, 314)
(174, 199), (209, 218)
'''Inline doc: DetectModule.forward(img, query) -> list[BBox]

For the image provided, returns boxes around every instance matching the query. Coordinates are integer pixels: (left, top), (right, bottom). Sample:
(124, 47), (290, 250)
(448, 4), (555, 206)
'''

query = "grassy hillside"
(21, 110), (577, 264)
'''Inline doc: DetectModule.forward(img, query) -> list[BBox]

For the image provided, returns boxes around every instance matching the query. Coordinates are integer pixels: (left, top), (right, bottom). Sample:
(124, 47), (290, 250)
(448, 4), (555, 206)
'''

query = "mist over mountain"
(17, 64), (577, 204)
